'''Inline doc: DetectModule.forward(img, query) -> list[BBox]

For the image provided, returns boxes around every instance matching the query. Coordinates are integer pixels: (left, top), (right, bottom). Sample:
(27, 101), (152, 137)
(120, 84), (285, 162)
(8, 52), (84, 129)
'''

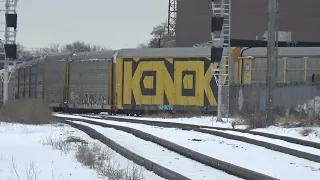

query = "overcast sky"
(10, 0), (167, 49)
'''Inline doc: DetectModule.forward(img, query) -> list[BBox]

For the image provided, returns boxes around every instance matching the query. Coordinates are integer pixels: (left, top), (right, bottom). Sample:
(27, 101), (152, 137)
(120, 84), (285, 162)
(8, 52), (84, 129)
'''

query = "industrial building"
(175, 0), (320, 47)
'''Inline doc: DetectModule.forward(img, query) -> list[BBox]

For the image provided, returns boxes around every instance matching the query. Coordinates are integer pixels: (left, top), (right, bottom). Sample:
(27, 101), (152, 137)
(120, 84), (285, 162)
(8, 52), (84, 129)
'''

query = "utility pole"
(211, 0), (231, 122)
(1, 0), (18, 104)
(266, 0), (278, 125)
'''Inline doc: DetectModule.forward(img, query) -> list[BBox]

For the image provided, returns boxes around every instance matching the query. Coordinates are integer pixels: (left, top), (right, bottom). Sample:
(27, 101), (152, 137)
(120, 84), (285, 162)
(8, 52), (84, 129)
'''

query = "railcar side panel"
(28, 67), (32, 98)
(30, 66), (36, 98)
(307, 57), (320, 80)
(43, 54), (71, 107)
(239, 56), (320, 84)
(18, 68), (25, 98)
(69, 59), (111, 110)
(36, 63), (44, 99)
(14, 69), (19, 99)
(0, 80), (2, 104)
(239, 47), (320, 84)
(116, 57), (219, 112)
(25, 67), (31, 98)
(108, 60), (113, 107)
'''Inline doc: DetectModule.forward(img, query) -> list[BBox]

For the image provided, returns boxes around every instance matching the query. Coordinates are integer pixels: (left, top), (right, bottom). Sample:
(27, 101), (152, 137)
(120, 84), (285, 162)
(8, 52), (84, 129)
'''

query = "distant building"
(176, 0), (320, 47)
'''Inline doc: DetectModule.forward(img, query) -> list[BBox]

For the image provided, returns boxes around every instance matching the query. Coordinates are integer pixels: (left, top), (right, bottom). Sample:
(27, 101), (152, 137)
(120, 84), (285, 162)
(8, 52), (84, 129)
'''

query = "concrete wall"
(176, 0), (320, 47)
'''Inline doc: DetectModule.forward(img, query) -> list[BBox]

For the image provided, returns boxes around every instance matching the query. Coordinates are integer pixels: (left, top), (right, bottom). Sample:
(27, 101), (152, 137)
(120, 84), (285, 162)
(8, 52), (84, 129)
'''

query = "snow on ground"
(69, 120), (243, 180)
(253, 126), (320, 143)
(67, 117), (320, 180)
(54, 113), (320, 143)
(297, 96), (320, 112)
(202, 128), (320, 155)
(0, 122), (164, 180)
(54, 113), (247, 129)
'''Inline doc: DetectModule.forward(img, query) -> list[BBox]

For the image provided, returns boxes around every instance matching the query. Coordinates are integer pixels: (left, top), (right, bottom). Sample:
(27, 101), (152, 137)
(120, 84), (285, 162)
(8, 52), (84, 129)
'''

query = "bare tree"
(12, 41), (107, 64)
(137, 43), (148, 48)
(43, 43), (61, 54)
(138, 22), (167, 48)
(61, 41), (105, 53)
(14, 43), (37, 62)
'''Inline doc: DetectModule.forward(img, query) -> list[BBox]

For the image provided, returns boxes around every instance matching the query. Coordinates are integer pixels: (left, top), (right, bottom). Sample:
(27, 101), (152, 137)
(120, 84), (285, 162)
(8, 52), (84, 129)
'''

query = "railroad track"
(84, 115), (320, 149)
(57, 116), (277, 180)
(58, 113), (320, 162)
(56, 113), (320, 179)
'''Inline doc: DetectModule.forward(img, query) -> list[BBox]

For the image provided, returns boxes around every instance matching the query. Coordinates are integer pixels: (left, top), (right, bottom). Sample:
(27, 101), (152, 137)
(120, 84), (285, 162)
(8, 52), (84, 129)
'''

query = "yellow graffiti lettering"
(122, 59), (217, 106)
(174, 61), (203, 106)
(204, 63), (217, 105)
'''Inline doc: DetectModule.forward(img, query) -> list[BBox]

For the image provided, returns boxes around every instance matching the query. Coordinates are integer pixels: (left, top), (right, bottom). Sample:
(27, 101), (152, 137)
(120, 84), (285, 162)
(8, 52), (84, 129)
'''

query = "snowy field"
(253, 126), (320, 143)
(0, 122), (163, 180)
(202, 128), (320, 154)
(55, 113), (320, 143)
(69, 120), (243, 180)
(66, 118), (320, 180)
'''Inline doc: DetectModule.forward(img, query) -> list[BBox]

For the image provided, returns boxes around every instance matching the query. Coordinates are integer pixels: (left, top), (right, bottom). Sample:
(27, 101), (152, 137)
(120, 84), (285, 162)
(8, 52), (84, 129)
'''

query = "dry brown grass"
(236, 103), (320, 129)
(42, 135), (145, 180)
(236, 104), (267, 130)
(0, 99), (57, 125)
(11, 157), (41, 180)
(300, 127), (316, 137)
(276, 107), (320, 128)
(75, 143), (145, 180)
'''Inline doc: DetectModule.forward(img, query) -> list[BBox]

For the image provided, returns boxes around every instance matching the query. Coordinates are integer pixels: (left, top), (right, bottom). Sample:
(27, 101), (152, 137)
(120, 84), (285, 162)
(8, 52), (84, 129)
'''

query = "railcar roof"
(116, 47), (212, 58)
(46, 52), (73, 61)
(15, 56), (46, 69)
(242, 47), (320, 57)
(71, 50), (117, 61)
(15, 52), (73, 69)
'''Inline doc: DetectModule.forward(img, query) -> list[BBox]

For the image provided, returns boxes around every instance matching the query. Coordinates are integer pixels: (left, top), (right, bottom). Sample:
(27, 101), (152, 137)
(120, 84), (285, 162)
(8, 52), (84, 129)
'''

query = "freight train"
(1, 46), (320, 115)
(9, 47), (224, 115)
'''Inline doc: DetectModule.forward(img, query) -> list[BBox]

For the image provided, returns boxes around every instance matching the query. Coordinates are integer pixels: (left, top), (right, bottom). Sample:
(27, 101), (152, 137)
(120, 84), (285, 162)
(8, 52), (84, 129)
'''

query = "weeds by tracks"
(0, 99), (145, 180)
(41, 134), (146, 180)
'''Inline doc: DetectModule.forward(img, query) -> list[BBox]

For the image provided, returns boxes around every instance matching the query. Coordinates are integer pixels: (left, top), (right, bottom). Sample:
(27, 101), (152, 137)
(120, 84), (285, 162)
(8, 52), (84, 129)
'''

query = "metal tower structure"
(211, 0), (231, 122)
(0, 0), (18, 103)
(167, 0), (177, 36)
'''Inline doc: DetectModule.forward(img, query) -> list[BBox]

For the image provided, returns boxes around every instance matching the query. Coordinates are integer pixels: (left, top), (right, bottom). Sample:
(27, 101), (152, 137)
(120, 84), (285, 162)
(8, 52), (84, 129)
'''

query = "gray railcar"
(14, 58), (45, 99)
(68, 50), (116, 110)
(44, 53), (72, 107)
(13, 52), (72, 108)
(241, 47), (320, 83)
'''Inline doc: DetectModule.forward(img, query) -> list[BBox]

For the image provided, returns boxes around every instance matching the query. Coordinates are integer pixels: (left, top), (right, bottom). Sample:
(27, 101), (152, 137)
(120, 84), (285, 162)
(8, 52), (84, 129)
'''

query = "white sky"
(4, 0), (168, 49)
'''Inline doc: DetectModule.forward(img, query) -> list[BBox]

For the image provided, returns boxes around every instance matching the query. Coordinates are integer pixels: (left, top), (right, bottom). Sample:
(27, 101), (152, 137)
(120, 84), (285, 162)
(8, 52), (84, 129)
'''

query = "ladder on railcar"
(211, 0), (231, 122)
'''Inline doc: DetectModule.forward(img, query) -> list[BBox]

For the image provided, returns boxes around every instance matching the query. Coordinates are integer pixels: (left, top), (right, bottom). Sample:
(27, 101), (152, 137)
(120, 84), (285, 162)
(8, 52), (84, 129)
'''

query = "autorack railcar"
(234, 47), (320, 84)
(66, 50), (116, 112)
(8, 46), (320, 115)
(11, 47), (223, 114)
(13, 52), (72, 107)
(114, 47), (221, 114)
